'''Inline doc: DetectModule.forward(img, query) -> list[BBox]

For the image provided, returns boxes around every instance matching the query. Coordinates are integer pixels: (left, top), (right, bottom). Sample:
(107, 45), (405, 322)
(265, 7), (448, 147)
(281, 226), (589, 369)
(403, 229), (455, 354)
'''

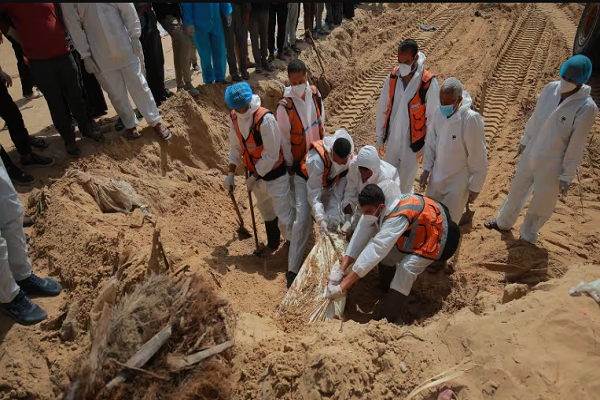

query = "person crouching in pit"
(224, 82), (294, 250)
(326, 181), (461, 323)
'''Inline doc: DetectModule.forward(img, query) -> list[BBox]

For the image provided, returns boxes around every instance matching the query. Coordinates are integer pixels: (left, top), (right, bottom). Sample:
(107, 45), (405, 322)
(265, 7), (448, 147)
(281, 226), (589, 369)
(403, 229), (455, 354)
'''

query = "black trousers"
(268, 4), (288, 54)
(7, 35), (34, 96)
(0, 146), (14, 170)
(71, 50), (108, 119)
(140, 9), (166, 107)
(223, 3), (248, 76)
(29, 52), (91, 144)
(0, 82), (31, 156)
(343, 2), (355, 19)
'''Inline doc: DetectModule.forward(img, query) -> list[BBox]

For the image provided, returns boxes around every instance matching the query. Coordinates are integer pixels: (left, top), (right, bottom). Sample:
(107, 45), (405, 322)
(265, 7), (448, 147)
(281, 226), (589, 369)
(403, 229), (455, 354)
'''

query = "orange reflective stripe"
(232, 107), (284, 176)
(299, 140), (345, 188)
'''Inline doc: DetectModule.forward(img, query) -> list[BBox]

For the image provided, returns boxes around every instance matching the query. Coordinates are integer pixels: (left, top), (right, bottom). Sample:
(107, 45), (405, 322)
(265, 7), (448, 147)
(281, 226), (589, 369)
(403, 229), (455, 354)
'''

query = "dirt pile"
(232, 263), (600, 400)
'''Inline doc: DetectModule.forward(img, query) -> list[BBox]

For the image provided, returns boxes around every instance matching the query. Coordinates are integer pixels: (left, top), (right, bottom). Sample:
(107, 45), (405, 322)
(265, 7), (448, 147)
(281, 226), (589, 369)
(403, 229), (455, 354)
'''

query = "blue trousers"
(192, 26), (227, 84)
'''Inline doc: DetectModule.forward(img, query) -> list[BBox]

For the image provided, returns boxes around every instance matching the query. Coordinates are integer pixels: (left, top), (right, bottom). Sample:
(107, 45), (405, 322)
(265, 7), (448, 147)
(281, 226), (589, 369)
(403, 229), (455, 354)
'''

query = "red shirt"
(0, 3), (69, 60)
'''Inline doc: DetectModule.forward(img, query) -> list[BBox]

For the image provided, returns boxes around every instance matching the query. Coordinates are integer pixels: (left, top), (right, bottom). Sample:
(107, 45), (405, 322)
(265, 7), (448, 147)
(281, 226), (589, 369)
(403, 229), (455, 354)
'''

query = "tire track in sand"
(480, 4), (549, 142)
(332, 4), (469, 132)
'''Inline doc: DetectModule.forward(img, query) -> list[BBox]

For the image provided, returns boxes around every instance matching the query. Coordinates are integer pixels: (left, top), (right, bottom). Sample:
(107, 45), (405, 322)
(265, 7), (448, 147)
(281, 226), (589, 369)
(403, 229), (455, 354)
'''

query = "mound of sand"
(232, 263), (600, 399)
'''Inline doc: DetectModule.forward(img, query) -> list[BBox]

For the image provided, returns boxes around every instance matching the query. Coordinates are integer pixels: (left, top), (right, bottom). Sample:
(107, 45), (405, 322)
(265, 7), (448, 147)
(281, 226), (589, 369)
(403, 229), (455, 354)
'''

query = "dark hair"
(358, 184), (385, 207)
(288, 59), (307, 75)
(332, 138), (351, 158)
(398, 39), (418, 57)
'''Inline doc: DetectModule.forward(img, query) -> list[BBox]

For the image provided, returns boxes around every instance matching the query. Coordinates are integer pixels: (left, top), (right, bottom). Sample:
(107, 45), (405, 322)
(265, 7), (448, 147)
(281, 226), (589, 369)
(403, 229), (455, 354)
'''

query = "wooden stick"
(105, 325), (172, 390)
(307, 31), (327, 76)
(177, 340), (234, 369)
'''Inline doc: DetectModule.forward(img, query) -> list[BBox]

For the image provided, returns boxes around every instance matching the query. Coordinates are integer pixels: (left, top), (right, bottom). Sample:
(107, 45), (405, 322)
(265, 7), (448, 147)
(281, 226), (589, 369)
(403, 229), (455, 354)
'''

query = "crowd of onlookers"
(0, 3), (359, 186)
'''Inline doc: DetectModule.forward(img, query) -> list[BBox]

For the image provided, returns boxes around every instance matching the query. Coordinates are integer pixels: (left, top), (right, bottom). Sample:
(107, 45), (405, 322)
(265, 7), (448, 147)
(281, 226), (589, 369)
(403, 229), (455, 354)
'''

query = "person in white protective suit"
(326, 181), (461, 323)
(61, 3), (172, 141)
(375, 38), (439, 194)
(287, 129), (355, 289)
(485, 55), (598, 243)
(0, 159), (62, 326)
(341, 145), (400, 238)
(224, 82), (294, 252)
(420, 77), (488, 223)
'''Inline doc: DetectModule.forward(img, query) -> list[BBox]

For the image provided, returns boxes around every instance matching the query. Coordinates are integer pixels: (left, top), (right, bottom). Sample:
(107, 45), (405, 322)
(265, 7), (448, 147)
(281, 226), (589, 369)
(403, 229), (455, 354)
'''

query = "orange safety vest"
(298, 140), (348, 188)
(382, 67), (434, 153)
(278, 85), (325, 163)
(386, 194), (448, 260)
(231, 107), (284, 177)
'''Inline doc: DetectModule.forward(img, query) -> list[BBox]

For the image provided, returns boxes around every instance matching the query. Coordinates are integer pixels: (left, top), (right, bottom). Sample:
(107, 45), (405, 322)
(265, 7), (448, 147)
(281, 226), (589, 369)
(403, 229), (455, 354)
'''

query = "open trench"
(0, 3), (597, 399)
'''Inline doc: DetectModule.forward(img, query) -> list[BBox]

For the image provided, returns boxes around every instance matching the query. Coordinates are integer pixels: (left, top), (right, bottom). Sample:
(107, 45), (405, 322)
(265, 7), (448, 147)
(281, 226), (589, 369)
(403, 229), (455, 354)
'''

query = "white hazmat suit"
(376, 51), (439, 194)
(496, 81), (598, 243)
(288, 129), (354, 274)
(345, 180), (433, 295)
(228, 95), (293, 240)
(0, 159), (32, 304)
(61, 3), (162, 130)
(342, 145), (400, 233)
(423, 91), (488, 222)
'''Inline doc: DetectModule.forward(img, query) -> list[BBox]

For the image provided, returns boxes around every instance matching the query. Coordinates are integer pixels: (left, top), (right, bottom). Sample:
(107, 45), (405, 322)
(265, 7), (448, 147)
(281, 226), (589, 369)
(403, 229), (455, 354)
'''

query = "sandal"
(27, 136), (49, 149)
(123, 127), (142, 141)
(484, 219), (507, 232)
(154, 124), (172, 141)
(24, 89), (43, 100)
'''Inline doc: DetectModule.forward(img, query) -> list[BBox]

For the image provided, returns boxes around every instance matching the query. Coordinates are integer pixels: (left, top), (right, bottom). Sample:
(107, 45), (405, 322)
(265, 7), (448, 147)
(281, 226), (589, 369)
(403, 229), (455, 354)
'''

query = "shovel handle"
(245, 168), (261, 252)
(229, 190), (245, 228)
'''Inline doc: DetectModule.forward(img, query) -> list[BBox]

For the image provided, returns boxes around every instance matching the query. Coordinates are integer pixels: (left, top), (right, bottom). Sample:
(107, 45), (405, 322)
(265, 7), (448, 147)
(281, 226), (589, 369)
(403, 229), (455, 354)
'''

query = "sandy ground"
(1, 3), (600, 400)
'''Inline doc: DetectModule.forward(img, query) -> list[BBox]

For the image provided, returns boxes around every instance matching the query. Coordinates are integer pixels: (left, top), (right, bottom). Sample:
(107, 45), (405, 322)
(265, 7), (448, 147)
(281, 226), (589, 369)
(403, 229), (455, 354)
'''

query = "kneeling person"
(327, 182), (460, 323)
(287, 129), (354, 288)
(224, 82), (293, 250)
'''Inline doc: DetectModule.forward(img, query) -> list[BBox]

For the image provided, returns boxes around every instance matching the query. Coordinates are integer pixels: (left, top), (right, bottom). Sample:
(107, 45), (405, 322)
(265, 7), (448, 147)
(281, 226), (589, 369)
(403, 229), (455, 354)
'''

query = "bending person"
(326, 182), (460, 323)
(485, 55), (598, 243)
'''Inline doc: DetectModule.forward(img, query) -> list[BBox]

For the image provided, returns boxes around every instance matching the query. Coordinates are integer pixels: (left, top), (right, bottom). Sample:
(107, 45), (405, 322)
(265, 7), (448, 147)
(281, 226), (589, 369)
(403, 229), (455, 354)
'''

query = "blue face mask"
(439, 103), (456, 118)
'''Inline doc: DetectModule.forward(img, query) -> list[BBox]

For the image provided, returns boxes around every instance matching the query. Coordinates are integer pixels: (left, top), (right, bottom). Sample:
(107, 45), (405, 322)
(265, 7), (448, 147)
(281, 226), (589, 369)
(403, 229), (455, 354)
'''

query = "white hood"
(379, 179), (402, 216)
(356, 145), (381, 183)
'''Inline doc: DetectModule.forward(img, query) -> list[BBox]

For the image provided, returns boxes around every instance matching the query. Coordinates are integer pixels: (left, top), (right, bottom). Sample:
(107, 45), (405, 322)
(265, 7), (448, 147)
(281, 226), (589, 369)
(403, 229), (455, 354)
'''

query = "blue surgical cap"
(560, 55), (593, 84)
(225, 82), (253, 110)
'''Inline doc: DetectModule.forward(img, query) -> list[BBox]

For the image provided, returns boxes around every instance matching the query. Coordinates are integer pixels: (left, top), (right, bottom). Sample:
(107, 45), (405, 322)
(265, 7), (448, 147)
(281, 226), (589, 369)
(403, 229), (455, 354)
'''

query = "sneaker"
(263, 63), (275, 72)
(28, 136), (49, 149)
(286, 271), (297, 289)
(267, 53), (275, 63)
(23, 215), (33, 227)
(0, 290), (47, 326)
(115, 118), (125, 132)
(154, 123), (172, 141)
(16, 273), (62, 297)
(184, 83), (200, 96)
(242, 71), (250, 80)
(255, 66), (263, 73)
(65, 141), (81, 158)
(81, 130), (105, 143)
(24, 89), (43, 100)
(164, 88), (175, 99)
(7, 165), (35, 185)
(20, 152), (55, 168)
(232, 74), (243, 82)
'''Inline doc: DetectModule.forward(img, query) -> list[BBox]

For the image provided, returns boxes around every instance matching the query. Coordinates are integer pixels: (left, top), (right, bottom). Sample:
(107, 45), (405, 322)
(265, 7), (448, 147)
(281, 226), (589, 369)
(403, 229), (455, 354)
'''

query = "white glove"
(246, 175), (257, 191)
(326, 282), (344, 299)
(83, 57), (100, 74)
(224, 173), (235, 192)
(185, 24), (195, 38)
(131, 37), (143, 57)
(328, 269), (344, 285)
(340, 214), (352, 234)
(226, 15), (232, 27)
(319, 221), (328, 234)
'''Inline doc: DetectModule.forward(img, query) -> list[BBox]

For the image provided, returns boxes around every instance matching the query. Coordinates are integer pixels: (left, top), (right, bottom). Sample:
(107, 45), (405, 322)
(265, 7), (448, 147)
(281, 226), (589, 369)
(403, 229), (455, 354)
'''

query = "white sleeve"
(352, 216), (409, 278)
(61, 4), (91, 59)
(305, 152), (327, 223)
(465, 113), (488, 193)
(228, 122), (242, 167)
(425, 77), (440, 137)
(560, 102), (598, 183)
(376, 75), (392, 142)
(345, 215), (378, 259)
(342, 165), (360, 210)
(319, 91), (326, 130)
(115, 3), (142, 39)
(521, 83), (552, 146)
(276, 105), (294, 167)
(422, 112), (438, 172)
(254, 114), (281, 177)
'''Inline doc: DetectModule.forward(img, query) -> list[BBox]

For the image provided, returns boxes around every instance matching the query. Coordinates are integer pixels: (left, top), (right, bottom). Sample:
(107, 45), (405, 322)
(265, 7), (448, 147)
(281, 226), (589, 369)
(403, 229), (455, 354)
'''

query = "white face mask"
(332, 161), (347, 174)
(560, 78), (577, 93)
(362, 214), (378, 226)
(398, 59), (415, 77)
(291, 84), (306, 97)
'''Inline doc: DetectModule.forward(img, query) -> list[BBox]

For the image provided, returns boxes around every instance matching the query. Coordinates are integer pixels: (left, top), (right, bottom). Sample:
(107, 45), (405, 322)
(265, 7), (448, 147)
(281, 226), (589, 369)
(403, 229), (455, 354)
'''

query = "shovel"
(307, 31), (332, 99)
(458, 202), (475, 226)
(229, 190), (253, 239)
(245, 168), (266, 257)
